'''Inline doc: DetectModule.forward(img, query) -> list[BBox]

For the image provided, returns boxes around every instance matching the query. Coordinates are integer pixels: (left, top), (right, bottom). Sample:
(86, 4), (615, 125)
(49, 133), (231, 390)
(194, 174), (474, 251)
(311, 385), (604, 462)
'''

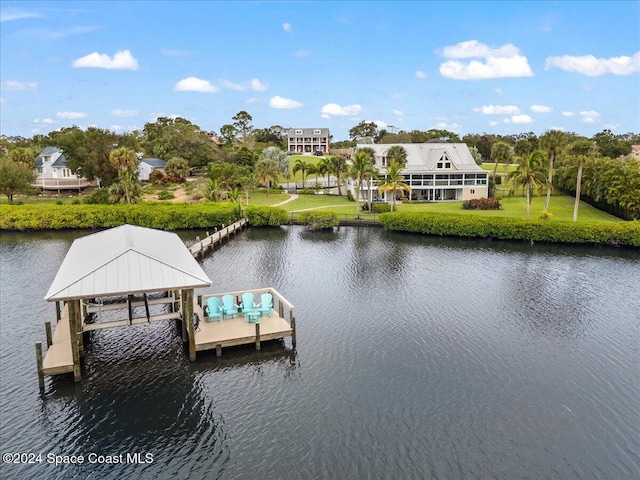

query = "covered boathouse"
(38, 224), (295, 385)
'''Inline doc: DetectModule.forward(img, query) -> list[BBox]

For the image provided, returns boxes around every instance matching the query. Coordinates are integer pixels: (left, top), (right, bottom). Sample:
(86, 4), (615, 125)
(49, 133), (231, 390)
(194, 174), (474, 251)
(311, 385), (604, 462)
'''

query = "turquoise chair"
(240, 292), (257, 316)
(206, 296), (222, 322)
(221, 294), (239, 319)
(258, 293), (273, 317)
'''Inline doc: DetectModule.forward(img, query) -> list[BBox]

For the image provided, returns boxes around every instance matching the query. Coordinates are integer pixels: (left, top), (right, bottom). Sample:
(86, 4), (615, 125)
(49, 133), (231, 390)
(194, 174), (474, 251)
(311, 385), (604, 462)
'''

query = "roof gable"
(140, 158), (166, 168)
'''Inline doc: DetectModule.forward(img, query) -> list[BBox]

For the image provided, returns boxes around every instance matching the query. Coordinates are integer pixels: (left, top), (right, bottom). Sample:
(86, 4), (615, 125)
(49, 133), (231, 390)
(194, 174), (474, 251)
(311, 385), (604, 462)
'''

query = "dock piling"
(45, 322), (53, 347)
(255, 322), (261, 351)
(35, 342), (44, 390)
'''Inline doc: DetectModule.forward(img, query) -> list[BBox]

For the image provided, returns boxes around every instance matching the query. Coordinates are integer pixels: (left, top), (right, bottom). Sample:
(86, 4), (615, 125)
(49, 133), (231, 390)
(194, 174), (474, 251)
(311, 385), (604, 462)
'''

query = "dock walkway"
(41, 304), (73, 376)
(189, 218), (248, 257)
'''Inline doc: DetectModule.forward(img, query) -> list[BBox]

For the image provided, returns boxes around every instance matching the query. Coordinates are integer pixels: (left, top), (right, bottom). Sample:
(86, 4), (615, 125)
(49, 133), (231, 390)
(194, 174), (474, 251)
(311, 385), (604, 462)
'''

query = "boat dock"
(189, 218), (248, 258)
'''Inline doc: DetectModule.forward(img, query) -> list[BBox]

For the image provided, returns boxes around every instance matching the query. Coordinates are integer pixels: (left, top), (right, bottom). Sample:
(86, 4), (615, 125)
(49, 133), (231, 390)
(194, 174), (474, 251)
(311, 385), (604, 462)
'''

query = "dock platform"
(189, 218), (248, 257)
(41, 304), (74, 376)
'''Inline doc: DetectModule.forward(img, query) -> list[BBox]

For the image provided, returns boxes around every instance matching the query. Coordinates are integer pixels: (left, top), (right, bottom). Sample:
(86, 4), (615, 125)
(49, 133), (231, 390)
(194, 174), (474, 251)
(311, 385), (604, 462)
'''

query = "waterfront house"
(287, 128), (330, 154)
(33, 146), (92, 192)
(349, 143), (489, 203)
(138, 157), (167, 181)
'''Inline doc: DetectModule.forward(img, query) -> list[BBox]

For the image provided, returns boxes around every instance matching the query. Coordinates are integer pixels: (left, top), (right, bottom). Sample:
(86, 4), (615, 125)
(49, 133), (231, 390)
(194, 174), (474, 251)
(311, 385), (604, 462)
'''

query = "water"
(1, 227), (639, 479)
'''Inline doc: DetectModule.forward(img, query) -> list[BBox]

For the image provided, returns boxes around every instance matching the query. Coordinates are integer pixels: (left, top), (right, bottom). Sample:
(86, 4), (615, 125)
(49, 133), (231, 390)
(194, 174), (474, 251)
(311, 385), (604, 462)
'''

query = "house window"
(437, 162), (443, 168)
(471, 189), (475, 194)
(295, 129), (303, 135)
(381, 156), (387, 167)
(313, 129), (321, 135)
(445, 162), (451, 168)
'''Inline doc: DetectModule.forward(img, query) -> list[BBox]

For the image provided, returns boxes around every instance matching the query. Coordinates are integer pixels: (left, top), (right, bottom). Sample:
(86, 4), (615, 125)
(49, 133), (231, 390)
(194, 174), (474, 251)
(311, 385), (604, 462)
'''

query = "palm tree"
(377, 161), (411, 212)
(253, 158), (280, 204)
(568, 139), (597, 222)
(539, 129), (565, 212)
(260, 146), (289, 186)
(386, 145), (408, 167)
(109, 146), (139, 176)
(293, 158), (311, 188)
(505, 150), (547, 219)
(328, 155), (348, 195)
(349, 151), (376, 216)
(490, 141), (513, 193)
(317, 158), (330, 188)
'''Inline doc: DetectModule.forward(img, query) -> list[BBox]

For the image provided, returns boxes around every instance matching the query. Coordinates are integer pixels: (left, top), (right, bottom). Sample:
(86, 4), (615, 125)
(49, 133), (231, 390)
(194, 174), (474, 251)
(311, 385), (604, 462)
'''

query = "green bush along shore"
(379, 212), (640, 248)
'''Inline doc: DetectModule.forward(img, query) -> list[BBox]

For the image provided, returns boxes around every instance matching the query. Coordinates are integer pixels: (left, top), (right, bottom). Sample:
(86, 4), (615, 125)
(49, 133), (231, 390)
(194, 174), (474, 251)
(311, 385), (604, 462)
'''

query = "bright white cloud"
(562, 111), (575, 117)
(218, 78), (268, 92)
(531, 105), (552, 113)
(57, 111), (87, 119)
(161, 48), (191, 57)
(269, 95), (304, 109)
(1, 8), (42, 22)
(320, 103), (362, 117)
(219, 79), (246, 91)
(250, 78), (268, 92)
(438, 40), (533, 80)
(294, 50), (311, 58)
(282, 23), (292, 33)
(393, 110), (404, 117)
(579, 110), (600, 123)
(415, 70), (427, 79)
(4, 80), (38, 90)
(174, 77), (219, 93)
(432, 122), (462, 132)
(545, 52), (640, 76)
(507, 114), (533, 124)
(111, 109), (138, 117)
(474, 105), (520, 115)
(73, 50), (139, 70)
(373, 120), (387, 129)
(34, 118), (54, 125)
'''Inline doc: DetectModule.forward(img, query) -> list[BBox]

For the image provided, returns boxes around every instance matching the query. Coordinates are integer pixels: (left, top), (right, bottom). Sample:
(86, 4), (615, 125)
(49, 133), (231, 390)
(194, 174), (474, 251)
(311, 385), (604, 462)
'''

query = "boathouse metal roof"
(45, 224), (212, 301)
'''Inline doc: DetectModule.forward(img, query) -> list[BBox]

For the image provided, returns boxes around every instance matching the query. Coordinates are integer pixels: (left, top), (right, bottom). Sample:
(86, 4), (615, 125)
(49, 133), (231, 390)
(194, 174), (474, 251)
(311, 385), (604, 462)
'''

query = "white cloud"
(294, 50), (311, 58)
(579, 110), (600, 123)
(531, 105), (552, 113)
(161, 48), (191, 57)
(373, 120), (387, 129)
(282, 23), (292, 33)
(321, 113), (330, 119)
(73, 50), (139, 70)
(269, 95), (303, 109)
(57, 111), (87, 119)
(245, 97), (260, 104)
(393, 109), (404, 117)
(493, 88), (503, 94)
(219, 79), (246, 91)
(50, 26), (100, 39)
(415, 70), (427, 79)
(34, 118), (55, 125)
(474, 105), (520, 115)
(1, 8), (42, 22)
(438, 40), (533, 80)
(4, 80), (38, 90)
(550, 126), (565, 131)
(174, 77), (219, 93)
(506, 114), (533, 124)
(218, 77), (268, 92)
(489, 121), (499, 127)
(250, 78), (268, 92)
(545, 52), (640, 76)
(110, 124), (124, 132)
(603, 123), (620, 130)
(562, 111), (575, 117)
(111, 109), (138, 117)
(321, 103), (362, 117)
(432, 122), (462, 132)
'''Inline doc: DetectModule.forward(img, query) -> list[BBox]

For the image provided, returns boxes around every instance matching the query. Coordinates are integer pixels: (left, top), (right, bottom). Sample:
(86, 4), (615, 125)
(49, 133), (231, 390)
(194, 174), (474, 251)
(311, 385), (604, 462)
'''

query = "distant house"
(287, 128), (330, 154)
(348, 143), (489, 203)
(33, 147), (92, 192)
(138, 158), (166, 181)
(631, 145), (640, 159)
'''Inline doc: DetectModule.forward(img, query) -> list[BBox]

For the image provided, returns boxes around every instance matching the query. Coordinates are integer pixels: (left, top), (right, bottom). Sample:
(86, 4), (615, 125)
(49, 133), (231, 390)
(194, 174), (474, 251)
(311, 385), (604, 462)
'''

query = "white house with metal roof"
(287, 128), (330, 154)
(138, 157), (167, 181)
(33, 146), (92, 191)
(350, 143), (489, 203)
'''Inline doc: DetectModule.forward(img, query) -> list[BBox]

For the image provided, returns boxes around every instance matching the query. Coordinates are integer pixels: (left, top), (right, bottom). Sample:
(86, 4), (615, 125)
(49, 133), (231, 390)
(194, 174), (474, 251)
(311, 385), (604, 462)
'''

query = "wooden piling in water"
(55, 301), (61, 323)
(183, 289), (195, 361)
(45, 322), (53, 347)
(255, 322), (261, 351)
(35, 342), (44, 390)
(290, 313), (297, 348)
(216, 344), (222, 357)
(68, 299), (81, 382)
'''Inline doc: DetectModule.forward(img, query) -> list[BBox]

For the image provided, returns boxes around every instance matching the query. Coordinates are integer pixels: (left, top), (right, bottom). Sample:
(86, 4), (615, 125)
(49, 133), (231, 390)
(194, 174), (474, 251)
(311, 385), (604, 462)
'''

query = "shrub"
(245, 205), (289, 226)
(148, 170), (166, 185)
(298, 211), (338, 230)
(157, 191), (175, 200)
(462, 197), (502, 210)
(298, 188), (316, 195)
(346, 190), (354, 201)
(0, 203), (240, 231)
(371, 202), (391, 214)
(539, 211), (553, 221)
(83, 188), (111, 204)
(378, 212), (640, 248)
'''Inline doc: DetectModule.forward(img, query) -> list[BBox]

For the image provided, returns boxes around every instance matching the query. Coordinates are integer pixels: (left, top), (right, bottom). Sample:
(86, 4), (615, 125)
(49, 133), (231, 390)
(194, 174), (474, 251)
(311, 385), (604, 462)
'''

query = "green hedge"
(0, 203), (240, 231)
(298, 211), (339, 230)
(379, 212), (640, 248)
(244, 205), (289, 226)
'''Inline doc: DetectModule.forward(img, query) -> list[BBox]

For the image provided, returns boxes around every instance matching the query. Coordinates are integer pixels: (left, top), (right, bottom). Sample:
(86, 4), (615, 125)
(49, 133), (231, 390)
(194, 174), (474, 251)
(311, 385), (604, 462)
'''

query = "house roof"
(50, 153), (68, 167)
(45, 224), (212, 301)
(357, 143), (485, 173)
(287, 128), (330, 136)
(35, 146), (65, 168)
(140, 158), (166, 168)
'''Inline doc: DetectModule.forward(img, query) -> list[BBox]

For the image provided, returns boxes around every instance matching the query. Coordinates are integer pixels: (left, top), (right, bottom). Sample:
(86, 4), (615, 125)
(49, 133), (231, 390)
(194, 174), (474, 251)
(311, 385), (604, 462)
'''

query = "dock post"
(290, 312), (297, 348)
(35, 342), (44, 390)
(68, 299), (82, 382)
(279, 301), (284, 319)
(183, 289), (195, 361)
(55, 301), (61, 323)
(216, 344), (222, 357)
(45, 322), (53, 347)
(255, 322), (261, 351)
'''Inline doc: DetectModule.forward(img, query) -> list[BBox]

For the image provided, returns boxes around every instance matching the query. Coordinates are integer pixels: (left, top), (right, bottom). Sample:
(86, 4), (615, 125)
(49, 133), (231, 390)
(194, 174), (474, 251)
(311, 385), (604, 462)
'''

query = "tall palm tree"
(317, 158), (330, 188)
(349, 151), (376, 216)
(328, 155), (348, 195)
(377, 161), (411, 212)
(490, 141), (513, 192)
(253, 158), (280, 204)
(568, 139), (597, 222)
(109, 146), (139, 176)
(293, 158), (311, 188)
(386, 145), (408, 167)
(260, 146), (289, 184)
(505, 150), (547, 219)
(539, 129), (565, 212)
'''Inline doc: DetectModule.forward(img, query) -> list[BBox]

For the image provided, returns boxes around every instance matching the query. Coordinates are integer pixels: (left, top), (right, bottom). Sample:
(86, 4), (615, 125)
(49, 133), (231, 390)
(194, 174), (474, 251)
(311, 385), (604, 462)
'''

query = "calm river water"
(1, 226), (639, 479)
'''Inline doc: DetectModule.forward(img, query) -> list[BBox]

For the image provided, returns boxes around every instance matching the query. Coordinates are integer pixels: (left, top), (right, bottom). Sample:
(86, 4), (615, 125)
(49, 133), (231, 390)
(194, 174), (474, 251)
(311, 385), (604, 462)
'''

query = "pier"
(189, 218), (248, 258)
(36, 223), (296, 387)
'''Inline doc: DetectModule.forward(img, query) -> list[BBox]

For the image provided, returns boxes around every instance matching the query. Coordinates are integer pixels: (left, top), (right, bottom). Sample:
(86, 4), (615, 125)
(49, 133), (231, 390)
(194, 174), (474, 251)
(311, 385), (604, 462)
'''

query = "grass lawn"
(282, 194), (353, 212)
(481, 162), (518, 173)
(245, 190), (291, 206)
(287, 155), (330, 183)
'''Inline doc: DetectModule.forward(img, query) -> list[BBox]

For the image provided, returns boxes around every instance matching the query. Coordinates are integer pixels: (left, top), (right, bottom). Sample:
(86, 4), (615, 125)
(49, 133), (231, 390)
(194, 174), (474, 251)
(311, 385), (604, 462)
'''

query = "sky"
(1, 1), (639, 141)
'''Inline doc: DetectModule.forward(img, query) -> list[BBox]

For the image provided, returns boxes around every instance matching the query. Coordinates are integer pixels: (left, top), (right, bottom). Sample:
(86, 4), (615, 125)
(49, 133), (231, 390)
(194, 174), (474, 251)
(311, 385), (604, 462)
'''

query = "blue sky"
(1, 1), (639, 141)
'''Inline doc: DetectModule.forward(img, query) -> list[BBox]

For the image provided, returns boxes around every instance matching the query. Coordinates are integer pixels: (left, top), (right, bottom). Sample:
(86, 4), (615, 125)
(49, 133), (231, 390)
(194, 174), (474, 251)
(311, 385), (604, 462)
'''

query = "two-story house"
(34, 147), (92, 192)
(287, 128), (330, 154)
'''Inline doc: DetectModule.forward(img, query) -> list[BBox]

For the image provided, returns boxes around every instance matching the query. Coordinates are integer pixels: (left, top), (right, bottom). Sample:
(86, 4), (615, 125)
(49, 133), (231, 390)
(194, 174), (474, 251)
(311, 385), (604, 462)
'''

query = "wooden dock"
(41, 304), (74, 376)
(189, 218), (248, 258)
